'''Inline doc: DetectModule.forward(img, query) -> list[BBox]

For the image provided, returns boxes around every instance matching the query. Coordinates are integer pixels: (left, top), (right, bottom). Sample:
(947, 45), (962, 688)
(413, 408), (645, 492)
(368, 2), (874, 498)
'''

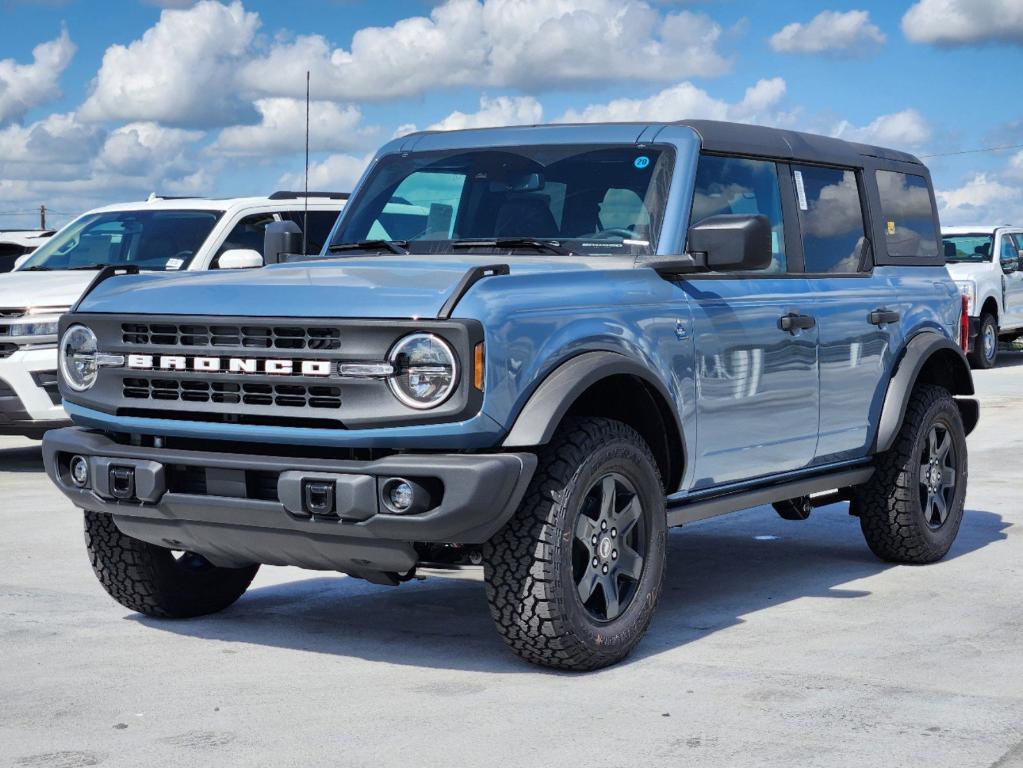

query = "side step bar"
(667, 466), (874, 528)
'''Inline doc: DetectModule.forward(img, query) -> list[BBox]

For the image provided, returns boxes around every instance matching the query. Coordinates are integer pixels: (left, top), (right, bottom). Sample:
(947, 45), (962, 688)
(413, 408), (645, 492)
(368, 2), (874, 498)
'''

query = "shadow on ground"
(135, 504), (1010, 673)
(0, 444), (43, 472)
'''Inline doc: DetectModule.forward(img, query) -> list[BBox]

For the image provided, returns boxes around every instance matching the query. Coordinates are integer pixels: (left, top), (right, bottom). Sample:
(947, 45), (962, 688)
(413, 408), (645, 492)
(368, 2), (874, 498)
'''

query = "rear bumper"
(43, 427), (536, 576)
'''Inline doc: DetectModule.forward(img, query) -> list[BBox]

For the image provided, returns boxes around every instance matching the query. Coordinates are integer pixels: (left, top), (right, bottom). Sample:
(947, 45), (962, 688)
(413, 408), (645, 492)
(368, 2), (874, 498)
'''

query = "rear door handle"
(868, 309), (901, 326)
(778, 313), (816, 333)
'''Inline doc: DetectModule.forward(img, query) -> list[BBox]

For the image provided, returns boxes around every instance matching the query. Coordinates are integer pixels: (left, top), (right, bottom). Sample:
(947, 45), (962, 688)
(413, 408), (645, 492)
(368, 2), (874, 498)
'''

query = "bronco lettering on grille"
(126, 354), (332, 377)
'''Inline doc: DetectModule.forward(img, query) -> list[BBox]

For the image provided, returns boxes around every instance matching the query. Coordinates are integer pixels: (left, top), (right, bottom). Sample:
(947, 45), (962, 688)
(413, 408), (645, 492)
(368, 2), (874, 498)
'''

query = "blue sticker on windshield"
(634, 156), (650, 169)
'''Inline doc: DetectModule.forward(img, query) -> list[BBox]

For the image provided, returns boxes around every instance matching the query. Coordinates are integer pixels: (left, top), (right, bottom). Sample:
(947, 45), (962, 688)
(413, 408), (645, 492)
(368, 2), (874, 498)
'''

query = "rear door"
(791, 164), (902, 462)
(683, 153), (820, 489)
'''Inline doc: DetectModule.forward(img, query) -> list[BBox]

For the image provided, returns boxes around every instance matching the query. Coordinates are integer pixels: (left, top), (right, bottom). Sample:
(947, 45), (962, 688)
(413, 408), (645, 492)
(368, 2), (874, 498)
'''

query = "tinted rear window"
(876, 170), (939, 258)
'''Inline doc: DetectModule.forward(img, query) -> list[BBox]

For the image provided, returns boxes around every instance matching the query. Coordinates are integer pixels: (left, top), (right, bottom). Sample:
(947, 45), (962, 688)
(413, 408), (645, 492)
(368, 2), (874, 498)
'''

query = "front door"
(999, 233), (1023, 329)
(683, 153), (820, 490)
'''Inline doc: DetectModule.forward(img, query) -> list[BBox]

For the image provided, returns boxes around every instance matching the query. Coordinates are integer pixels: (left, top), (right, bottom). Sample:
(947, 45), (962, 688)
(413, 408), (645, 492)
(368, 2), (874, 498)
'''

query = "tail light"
(960, 295), (969, 352)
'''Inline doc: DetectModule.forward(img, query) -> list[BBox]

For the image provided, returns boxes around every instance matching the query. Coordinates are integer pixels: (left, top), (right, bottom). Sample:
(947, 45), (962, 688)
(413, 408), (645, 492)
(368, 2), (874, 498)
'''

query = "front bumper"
(43, 427), (536, 577)
(0, 346), (68, 436)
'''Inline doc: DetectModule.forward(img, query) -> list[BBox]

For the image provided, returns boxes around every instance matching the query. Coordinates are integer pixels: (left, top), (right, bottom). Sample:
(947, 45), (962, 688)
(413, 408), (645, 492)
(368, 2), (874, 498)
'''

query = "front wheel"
(969, 313), (998, 369)
(483, 417), (666, 671)
(85, 511), (259, 618)
(856, 385), (967, 564)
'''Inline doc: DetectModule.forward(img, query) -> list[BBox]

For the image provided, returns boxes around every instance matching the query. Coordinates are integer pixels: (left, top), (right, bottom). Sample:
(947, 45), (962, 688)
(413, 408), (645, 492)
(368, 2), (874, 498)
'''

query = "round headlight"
(387, 333), (458, 409)
(59, 324), (99, 391)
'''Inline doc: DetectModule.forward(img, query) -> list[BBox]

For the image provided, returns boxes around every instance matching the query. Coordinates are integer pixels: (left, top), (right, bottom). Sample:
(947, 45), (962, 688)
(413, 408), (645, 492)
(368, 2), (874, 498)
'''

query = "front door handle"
(868, 308), (901, 326)
(778, 313), (816, 333)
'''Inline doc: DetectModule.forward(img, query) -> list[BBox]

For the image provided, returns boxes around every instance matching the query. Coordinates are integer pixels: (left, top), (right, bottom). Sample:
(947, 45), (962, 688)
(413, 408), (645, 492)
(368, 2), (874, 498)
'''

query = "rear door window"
(791, 165), (868, 274)
(875, 170), (939, 259)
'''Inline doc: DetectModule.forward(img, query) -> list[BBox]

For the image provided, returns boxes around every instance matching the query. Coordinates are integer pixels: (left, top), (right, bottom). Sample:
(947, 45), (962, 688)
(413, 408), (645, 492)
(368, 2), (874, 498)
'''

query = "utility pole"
(39, 205), (46, 230)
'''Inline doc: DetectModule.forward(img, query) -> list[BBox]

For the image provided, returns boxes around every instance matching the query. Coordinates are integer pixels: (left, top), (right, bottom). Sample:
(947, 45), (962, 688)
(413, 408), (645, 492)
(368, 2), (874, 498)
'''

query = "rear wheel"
(483, 417), (666, 671)
(856, 385), (967, 564)
(969, 313), (998, 369)
(84, 511), (259, 618)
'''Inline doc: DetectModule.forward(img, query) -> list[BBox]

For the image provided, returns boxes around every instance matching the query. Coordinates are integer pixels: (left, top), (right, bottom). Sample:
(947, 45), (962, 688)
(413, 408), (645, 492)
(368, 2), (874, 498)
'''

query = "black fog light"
(109, 466), (136, 500)
(303, 480), (336, 517)
(380, 477), (434, 515)
(69, 455), (89, 488)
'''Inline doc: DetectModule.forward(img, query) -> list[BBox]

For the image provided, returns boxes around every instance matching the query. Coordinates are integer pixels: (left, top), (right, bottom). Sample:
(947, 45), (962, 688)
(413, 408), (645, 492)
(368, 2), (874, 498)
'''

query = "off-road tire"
(969, 313), (998, 369)
(483, 417), (666, 671)
(856, 384), (967, 564)
(84, 511), (259, 618)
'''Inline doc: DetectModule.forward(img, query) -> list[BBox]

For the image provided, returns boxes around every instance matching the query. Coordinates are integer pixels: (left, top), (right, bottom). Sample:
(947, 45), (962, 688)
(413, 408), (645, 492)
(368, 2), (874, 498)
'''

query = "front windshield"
(331, 145), (674, 256)
(19, 209), (223, 271)
(943, 234), (993, 263)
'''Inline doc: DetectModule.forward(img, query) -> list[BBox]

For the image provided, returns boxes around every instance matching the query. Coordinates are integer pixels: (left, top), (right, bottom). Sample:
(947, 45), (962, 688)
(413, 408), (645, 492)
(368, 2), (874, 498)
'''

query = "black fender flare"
(875, 332), (977, 453)
(502, 351), (685, 452)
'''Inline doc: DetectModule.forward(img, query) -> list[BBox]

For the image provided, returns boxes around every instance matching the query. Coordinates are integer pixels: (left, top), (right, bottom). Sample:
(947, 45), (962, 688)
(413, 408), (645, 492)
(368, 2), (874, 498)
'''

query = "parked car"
(0, 230), (54, 273)
(0, 192), (346, 438)
(42, 121), (975, 670)
(943, 225), (1023, 368)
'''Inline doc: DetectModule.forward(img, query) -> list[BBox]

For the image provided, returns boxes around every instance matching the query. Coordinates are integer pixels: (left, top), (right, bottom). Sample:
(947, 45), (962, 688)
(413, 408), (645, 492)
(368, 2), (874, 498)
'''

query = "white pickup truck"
(943, 225), (1023, 368)
(0, 192), (346, 437)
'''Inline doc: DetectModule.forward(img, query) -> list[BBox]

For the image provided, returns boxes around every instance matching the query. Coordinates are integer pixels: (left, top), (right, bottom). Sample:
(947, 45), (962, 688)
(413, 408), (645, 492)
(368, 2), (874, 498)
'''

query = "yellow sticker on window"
(887, 220), (896, 235)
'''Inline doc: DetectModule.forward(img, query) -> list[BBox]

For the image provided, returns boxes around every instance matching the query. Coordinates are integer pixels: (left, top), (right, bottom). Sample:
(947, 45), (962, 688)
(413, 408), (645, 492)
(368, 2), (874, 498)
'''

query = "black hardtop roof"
(674, 119), (923, 167)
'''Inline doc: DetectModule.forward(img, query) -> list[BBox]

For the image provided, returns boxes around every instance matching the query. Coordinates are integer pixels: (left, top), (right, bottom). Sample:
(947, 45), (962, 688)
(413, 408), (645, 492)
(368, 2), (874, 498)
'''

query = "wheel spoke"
(601, 574), (621, 619)
(577, 569), (600, 604)
(928, 428), (939, 459)
(933, 491), (949, 524)
(615, 544), (644, 581)
(616, 496), (642, 536)
(924, 492), (936, 525)
(941, 467), (956, 488)
(936, 430), (951, 462)
(599, 475), (617, 518)
(574, 513), (597, 545)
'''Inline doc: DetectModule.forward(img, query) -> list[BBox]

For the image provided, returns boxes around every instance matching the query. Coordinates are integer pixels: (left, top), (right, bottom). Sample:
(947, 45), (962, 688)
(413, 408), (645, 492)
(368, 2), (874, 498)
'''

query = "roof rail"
(268, 190), (350, 200)
(146, 193), (205, 201)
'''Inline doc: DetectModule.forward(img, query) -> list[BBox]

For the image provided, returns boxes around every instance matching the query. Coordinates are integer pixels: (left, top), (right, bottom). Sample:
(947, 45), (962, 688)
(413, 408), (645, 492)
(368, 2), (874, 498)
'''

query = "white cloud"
(936, 173), (1023, 224)
(903, 0), (1023, 46)
(211, 98), (369, 157)
(428, 96), (543, 131)
(831, 108), (932, 148)
(79, 0), (260, 127)
(278, 153), (372, 193)
(0, 29), (75, 124)
(97, 122), (203, 177)
(558, 77), (789, 125)
(240, 0), (730, 102)
(769, 10), (885, 55)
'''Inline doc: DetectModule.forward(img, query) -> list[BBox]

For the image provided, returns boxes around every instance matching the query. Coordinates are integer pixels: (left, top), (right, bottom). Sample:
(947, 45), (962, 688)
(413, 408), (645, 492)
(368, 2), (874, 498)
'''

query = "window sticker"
(634, 156), (650, 169)
(887, 220), (896, 235)
(793, 170), (808, 211)
(166, 258), (184, 270)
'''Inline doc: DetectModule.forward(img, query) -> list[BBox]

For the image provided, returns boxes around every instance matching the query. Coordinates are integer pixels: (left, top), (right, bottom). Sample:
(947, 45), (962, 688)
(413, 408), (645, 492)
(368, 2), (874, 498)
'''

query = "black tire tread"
(84, 511), (259, 618)
(483, 417), (664, 671)
(857, 384), (966, 564)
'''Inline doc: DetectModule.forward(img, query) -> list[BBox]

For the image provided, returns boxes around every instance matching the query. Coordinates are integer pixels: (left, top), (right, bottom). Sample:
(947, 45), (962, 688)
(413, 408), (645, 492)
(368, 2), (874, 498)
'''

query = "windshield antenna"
(303, 70), (310, 256)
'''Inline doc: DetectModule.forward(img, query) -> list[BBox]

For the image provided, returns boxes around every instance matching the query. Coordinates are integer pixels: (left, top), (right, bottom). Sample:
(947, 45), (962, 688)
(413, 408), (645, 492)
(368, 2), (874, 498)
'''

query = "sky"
(0, 0), (1022, 231)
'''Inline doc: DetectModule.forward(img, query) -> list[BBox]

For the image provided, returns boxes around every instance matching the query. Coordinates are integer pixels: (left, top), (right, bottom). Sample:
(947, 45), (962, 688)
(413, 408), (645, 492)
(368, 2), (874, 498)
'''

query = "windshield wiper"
(20, 265), (51, 271)
(328, 239), (409, 255)
(450, 238), (574, 255)
(66, 263), (108, 270)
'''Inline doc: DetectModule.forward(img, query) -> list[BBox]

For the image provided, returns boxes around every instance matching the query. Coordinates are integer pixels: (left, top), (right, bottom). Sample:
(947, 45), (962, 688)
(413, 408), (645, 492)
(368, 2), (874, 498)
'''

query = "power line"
(920, 142), (1023, 158)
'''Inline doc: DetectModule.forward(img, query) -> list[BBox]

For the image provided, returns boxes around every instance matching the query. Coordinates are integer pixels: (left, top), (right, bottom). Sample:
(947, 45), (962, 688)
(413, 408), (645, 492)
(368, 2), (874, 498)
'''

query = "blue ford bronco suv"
(44, 121), (977, 670)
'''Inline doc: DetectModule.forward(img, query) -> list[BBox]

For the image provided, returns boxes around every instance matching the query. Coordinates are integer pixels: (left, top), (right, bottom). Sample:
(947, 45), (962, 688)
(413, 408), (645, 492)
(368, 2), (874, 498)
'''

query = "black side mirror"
(263, 220), (303, 264)
(688, 214), (772, 271)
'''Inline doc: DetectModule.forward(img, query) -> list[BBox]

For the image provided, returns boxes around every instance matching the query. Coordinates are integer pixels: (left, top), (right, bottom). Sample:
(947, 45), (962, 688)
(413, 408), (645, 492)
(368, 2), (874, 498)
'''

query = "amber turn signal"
(473, 342), (485, 390)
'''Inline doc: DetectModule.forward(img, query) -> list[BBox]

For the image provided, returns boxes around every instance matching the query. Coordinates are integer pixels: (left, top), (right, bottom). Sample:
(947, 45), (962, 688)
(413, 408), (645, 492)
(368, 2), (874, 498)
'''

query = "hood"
(945, 262), (988, 280)
(0, 270), (96, 310)
(77, 254), (635, 319)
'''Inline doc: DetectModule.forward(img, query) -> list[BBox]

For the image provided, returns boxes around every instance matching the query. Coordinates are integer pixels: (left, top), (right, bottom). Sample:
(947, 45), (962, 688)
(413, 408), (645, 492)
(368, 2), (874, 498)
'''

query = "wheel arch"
(875, 331), (977, 453)
(980, 295), (999, 320)
(502, 351), (685, 493)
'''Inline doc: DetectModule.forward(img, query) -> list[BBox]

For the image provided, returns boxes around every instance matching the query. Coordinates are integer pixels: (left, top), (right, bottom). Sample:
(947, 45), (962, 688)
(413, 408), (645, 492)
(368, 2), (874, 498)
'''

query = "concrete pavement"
(2, 356), (1022, 768)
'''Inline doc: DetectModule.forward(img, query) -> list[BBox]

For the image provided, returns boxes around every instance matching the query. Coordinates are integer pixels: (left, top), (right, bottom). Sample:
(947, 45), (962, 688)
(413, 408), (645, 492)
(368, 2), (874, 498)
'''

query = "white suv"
(943, 225), (1023, 369)
(0, 192), (346, 437)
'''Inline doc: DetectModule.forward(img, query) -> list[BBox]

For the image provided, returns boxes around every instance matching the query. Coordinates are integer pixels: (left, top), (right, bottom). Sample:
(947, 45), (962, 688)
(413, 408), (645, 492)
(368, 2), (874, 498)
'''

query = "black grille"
(0, 342), (15, 358)
(0, 308), (25, 319)
(165, 464), (281, 502)
(121, 322), (341, 350)
(122, 377), (342, 409)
